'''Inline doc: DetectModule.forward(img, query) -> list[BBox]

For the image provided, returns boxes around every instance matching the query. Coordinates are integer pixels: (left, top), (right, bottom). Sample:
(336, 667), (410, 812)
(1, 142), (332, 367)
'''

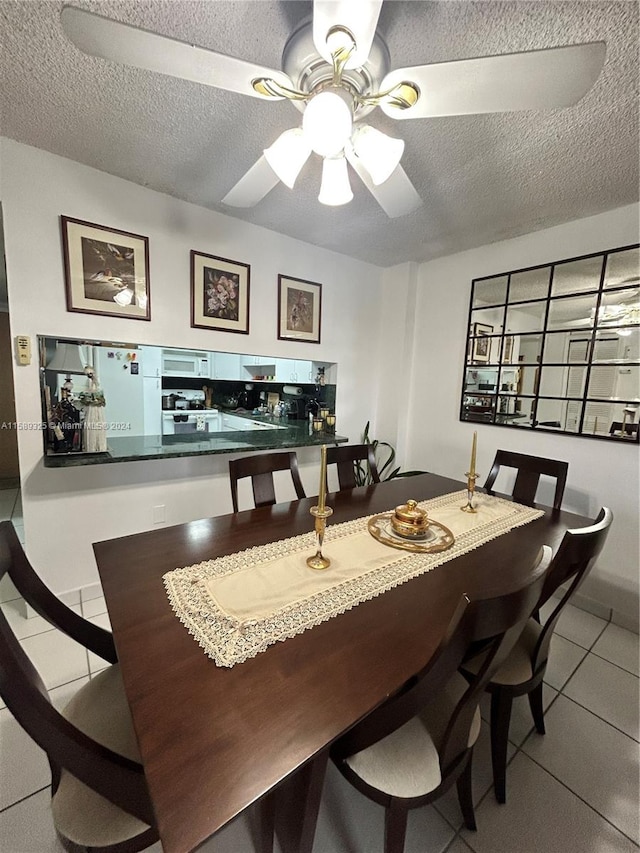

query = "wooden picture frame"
(277, 275), (322, 344)
(503, 334), (514, 364)
(472, 323), (493, 363)
(60, 216), (150, 321)
(191, 251), (250, 334)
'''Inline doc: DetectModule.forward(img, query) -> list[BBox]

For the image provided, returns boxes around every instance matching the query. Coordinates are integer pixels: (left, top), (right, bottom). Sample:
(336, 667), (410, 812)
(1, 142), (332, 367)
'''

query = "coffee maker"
(284, 396), (306, 420)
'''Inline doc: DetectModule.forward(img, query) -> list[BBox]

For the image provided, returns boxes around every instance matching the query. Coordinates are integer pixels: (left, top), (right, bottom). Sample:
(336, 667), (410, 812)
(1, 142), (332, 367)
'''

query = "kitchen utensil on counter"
(202, 385), (214, 409)
(267, 392), (280, 412)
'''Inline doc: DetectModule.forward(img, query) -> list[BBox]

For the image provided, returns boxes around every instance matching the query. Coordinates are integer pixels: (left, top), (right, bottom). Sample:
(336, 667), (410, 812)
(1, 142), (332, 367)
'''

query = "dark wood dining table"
(93, 473), (591, 853)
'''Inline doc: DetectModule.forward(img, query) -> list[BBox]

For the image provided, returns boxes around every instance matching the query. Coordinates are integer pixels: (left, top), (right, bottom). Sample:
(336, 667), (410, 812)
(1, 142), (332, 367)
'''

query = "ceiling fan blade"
(60, 5), (294, 99)
(380, 42), (606, 120)
(345, 150), (422, 218)
(313, 0), (383, 69)
(221, 156), (280, 208)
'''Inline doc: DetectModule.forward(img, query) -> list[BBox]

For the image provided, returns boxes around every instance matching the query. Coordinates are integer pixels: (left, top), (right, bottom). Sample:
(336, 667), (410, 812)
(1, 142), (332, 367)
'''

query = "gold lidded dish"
(390, 499), (430, 539)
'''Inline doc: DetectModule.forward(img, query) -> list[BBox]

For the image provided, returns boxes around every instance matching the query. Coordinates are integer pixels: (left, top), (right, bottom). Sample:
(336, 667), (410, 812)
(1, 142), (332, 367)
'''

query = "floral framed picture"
(472, 323), (493, 363)
(191, 251), (250, 334)
(60, 216), (150, 320)
(277, 275), (322, 344)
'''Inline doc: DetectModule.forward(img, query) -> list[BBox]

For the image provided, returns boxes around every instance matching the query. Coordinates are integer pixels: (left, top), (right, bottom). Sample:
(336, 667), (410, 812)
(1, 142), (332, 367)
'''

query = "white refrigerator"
(91, 345), (146, 438)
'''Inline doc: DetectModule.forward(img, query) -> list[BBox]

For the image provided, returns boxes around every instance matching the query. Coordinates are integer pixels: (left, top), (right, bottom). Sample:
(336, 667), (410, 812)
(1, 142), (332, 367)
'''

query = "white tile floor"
(0, 518), (638, 852)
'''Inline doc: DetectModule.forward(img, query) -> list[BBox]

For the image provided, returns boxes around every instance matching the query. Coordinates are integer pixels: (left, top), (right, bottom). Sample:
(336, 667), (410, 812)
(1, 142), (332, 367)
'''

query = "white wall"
(394, 204), (639, 627)
(0, 138), (383, 593)
(2, 137), (638, 627)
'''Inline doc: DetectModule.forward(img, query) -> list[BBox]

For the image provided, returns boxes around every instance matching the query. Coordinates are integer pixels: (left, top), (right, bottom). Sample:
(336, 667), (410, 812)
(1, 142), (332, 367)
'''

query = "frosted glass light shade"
(303, 92), (353, 158)
(46, 343), (86, 374)
(264, 129), (312, 189)
(318, 157), (353, 206)
(351, 125), (405, 185)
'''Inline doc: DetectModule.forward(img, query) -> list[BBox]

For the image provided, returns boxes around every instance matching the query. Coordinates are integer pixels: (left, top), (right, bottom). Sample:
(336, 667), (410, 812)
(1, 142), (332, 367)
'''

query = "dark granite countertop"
(43, 413), (347, 467)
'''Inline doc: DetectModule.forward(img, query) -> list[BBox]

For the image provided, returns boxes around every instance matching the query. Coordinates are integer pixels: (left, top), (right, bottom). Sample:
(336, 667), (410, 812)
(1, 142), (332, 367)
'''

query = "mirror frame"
(460, 243), (640, 443)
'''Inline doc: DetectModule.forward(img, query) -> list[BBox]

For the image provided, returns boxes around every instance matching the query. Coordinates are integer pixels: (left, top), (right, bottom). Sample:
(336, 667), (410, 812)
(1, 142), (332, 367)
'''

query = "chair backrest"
(229, 450), (306, 512)
(0, 521), (155, 826)
(531, 507), (613, 674)
(483, 449), (568, 510)
(326, 444), (380, 491)
(332, 545), (551, 774)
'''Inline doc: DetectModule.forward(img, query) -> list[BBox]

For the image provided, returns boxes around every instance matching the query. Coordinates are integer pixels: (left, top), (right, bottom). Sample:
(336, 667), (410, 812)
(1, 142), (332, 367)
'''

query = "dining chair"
(462, 507), (613, 804)
(229, 450), (306, 512)
(483, 449), (569, 510)
(328, 545), (551, 853)
(325, 443), (380, 490)
(0, 521), (159, 852)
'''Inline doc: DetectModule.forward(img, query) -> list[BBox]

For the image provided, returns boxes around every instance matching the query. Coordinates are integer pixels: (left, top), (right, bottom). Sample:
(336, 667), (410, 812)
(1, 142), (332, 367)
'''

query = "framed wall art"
(60, 216), (150, 320)
(472, 323), (493, 363)
(191, 251), (250, 334)
(277, 275), (322, 344)
(503, 334), (514, 364)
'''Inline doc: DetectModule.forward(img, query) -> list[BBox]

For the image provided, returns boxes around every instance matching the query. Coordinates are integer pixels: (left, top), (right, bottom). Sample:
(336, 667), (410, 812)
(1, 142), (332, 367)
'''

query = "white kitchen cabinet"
(241, 356), (276, 379)
(143, 377), (162, 435)
(212, 352), (242, 380)
(140, 346), (161, 378)
(275, 359), (313, 382)
(275, 359), (297, 382)
(296, 360), (314, 382)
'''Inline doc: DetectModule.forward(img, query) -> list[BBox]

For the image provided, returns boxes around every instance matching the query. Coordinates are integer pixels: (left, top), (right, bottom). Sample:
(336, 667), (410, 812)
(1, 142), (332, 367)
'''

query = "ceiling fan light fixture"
(264, 128), (312, 188)
(302, 91), (353, 158)
(351, 125), (405, 185)
(318, 156), (353, 206)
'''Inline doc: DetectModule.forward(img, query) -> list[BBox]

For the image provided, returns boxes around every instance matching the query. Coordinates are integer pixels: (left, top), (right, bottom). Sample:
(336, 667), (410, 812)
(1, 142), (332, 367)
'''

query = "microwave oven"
(162, 350), (210, 378)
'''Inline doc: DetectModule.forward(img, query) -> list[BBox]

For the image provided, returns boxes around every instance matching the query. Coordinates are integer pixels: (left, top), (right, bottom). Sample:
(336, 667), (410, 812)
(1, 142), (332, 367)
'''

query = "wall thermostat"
(15, 335), (31, 365)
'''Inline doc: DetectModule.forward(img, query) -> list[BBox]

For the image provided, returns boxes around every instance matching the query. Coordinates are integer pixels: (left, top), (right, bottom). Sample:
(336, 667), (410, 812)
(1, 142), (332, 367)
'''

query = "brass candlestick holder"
(460, 472), (479, 513)
(306, 505), (334, 570)
(307, 444), (332, 570)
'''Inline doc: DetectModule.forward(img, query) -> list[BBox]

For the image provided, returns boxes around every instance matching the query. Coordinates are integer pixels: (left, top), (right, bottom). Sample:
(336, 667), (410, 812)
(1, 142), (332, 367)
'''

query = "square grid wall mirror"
(461, 244), (639, 442)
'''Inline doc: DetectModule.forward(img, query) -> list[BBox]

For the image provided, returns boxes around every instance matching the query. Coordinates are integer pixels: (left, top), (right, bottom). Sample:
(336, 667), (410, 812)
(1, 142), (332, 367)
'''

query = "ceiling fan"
(60, 2), (606, 218)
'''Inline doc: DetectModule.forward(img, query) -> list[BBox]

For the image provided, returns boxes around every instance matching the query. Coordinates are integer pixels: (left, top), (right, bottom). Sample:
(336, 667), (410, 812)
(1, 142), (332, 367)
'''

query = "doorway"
(0, 203), (22, 536)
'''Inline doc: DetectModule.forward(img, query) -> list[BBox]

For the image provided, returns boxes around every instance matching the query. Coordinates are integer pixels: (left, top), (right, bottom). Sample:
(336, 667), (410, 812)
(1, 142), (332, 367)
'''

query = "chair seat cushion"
(51, 664), (151, 847)
(464, 618), (544, 686)
(345, 672), (481, 798)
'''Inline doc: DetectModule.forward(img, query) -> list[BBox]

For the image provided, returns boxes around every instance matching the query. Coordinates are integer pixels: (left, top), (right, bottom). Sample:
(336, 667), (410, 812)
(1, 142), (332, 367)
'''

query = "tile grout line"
(0, 784), (51, 816)
(587, 648), (640, 678)
(512, 742), (640, 847)
(10, 489), (19, 520)
(552, 689), (640, 744)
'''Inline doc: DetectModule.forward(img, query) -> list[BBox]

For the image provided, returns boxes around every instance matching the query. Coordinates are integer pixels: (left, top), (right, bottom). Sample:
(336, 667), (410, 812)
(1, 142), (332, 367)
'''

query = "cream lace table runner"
(164, 491), (544, 667)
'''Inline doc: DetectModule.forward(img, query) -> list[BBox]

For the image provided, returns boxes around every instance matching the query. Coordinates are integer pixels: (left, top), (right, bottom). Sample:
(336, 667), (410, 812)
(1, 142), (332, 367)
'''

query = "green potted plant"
(355, 421), (425, 485)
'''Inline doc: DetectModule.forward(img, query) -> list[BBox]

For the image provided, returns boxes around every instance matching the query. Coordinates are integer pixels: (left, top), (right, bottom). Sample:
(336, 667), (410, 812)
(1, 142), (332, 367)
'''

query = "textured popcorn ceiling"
(0, 1), (638, 267)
